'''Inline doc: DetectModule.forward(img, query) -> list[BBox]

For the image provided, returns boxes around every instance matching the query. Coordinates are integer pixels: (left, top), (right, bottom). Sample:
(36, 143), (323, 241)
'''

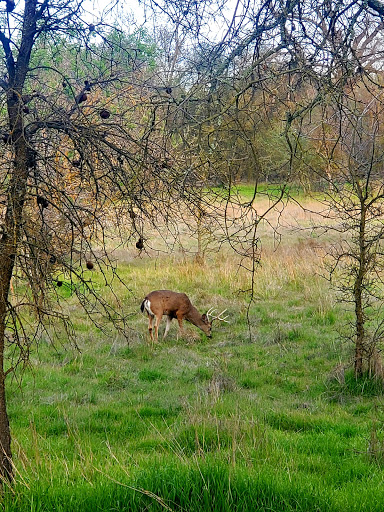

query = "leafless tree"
(302, 89), (384, 379)
(0, 0), (152, 481)
(0, 0), (242, 482)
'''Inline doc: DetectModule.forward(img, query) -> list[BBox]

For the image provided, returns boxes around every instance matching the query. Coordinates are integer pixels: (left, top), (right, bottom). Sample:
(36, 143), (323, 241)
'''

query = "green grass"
(3, 207), (384, 511)
(226, 182), (316, 203)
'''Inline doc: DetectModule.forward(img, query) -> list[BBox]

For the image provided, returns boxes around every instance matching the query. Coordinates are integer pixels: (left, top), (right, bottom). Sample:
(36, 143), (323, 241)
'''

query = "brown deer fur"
(140, 290), (213, 342)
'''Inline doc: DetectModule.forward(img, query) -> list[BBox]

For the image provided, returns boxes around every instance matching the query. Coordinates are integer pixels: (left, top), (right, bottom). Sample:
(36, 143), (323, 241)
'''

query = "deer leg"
(154, 314), (162, 342)
(148, 315), (154, 342)
(163, 316), (172, 339)
(176, 315), (185, 338)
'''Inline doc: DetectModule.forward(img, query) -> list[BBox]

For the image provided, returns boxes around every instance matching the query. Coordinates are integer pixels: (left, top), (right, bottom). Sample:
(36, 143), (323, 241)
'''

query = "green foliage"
(28, 25), (157, 92)
(343, 371), (384, 397)
(3, 232), (384, 511)
(138, 368), (166, 382)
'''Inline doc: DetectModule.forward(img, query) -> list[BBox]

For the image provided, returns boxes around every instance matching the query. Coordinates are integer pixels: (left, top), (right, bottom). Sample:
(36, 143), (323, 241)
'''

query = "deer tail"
(141, 298), (154, 317)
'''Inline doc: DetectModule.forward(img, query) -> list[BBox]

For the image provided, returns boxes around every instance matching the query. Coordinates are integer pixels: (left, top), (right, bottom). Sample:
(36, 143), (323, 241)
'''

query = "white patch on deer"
(144, 299), (154, 317)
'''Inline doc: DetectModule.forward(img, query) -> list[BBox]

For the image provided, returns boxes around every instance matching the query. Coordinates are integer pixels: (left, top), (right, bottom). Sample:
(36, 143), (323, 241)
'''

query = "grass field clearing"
(3, 192), (384, 511)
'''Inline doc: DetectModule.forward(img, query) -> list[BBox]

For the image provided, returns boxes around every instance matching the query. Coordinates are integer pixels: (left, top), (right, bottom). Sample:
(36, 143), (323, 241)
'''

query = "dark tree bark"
(354, 201), (367, 378)
(0, 0), (38, 481)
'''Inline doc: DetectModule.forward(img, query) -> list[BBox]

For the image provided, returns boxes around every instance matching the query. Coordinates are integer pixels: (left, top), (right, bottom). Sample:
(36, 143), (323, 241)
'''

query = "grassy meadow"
(3, 189), (384, 511)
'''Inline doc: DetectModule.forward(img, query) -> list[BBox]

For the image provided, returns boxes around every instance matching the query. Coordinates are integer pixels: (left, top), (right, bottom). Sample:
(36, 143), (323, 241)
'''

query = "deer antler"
(206, 308), (229, 323)
(206, 307), (215, 318)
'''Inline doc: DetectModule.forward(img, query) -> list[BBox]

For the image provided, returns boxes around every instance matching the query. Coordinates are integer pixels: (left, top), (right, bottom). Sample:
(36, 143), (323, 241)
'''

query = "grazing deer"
(140, 290), (228, 342)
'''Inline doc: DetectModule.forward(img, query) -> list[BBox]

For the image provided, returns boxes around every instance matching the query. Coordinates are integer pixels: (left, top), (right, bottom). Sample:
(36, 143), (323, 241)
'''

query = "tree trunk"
(0, 117), (31, 480)
(0, 0), (39, 480)
(354, 297), (365, 378)
(0, 138), (30, 482)
(354, 200), (366, 379)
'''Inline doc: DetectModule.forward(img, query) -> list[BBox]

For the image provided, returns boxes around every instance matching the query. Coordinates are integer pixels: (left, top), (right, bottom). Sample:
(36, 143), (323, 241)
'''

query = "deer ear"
(202, 314), (208, 322)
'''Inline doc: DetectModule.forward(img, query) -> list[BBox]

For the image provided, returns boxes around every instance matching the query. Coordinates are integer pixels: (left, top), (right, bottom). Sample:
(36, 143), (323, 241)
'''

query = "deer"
(140, 290), (228, 342)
